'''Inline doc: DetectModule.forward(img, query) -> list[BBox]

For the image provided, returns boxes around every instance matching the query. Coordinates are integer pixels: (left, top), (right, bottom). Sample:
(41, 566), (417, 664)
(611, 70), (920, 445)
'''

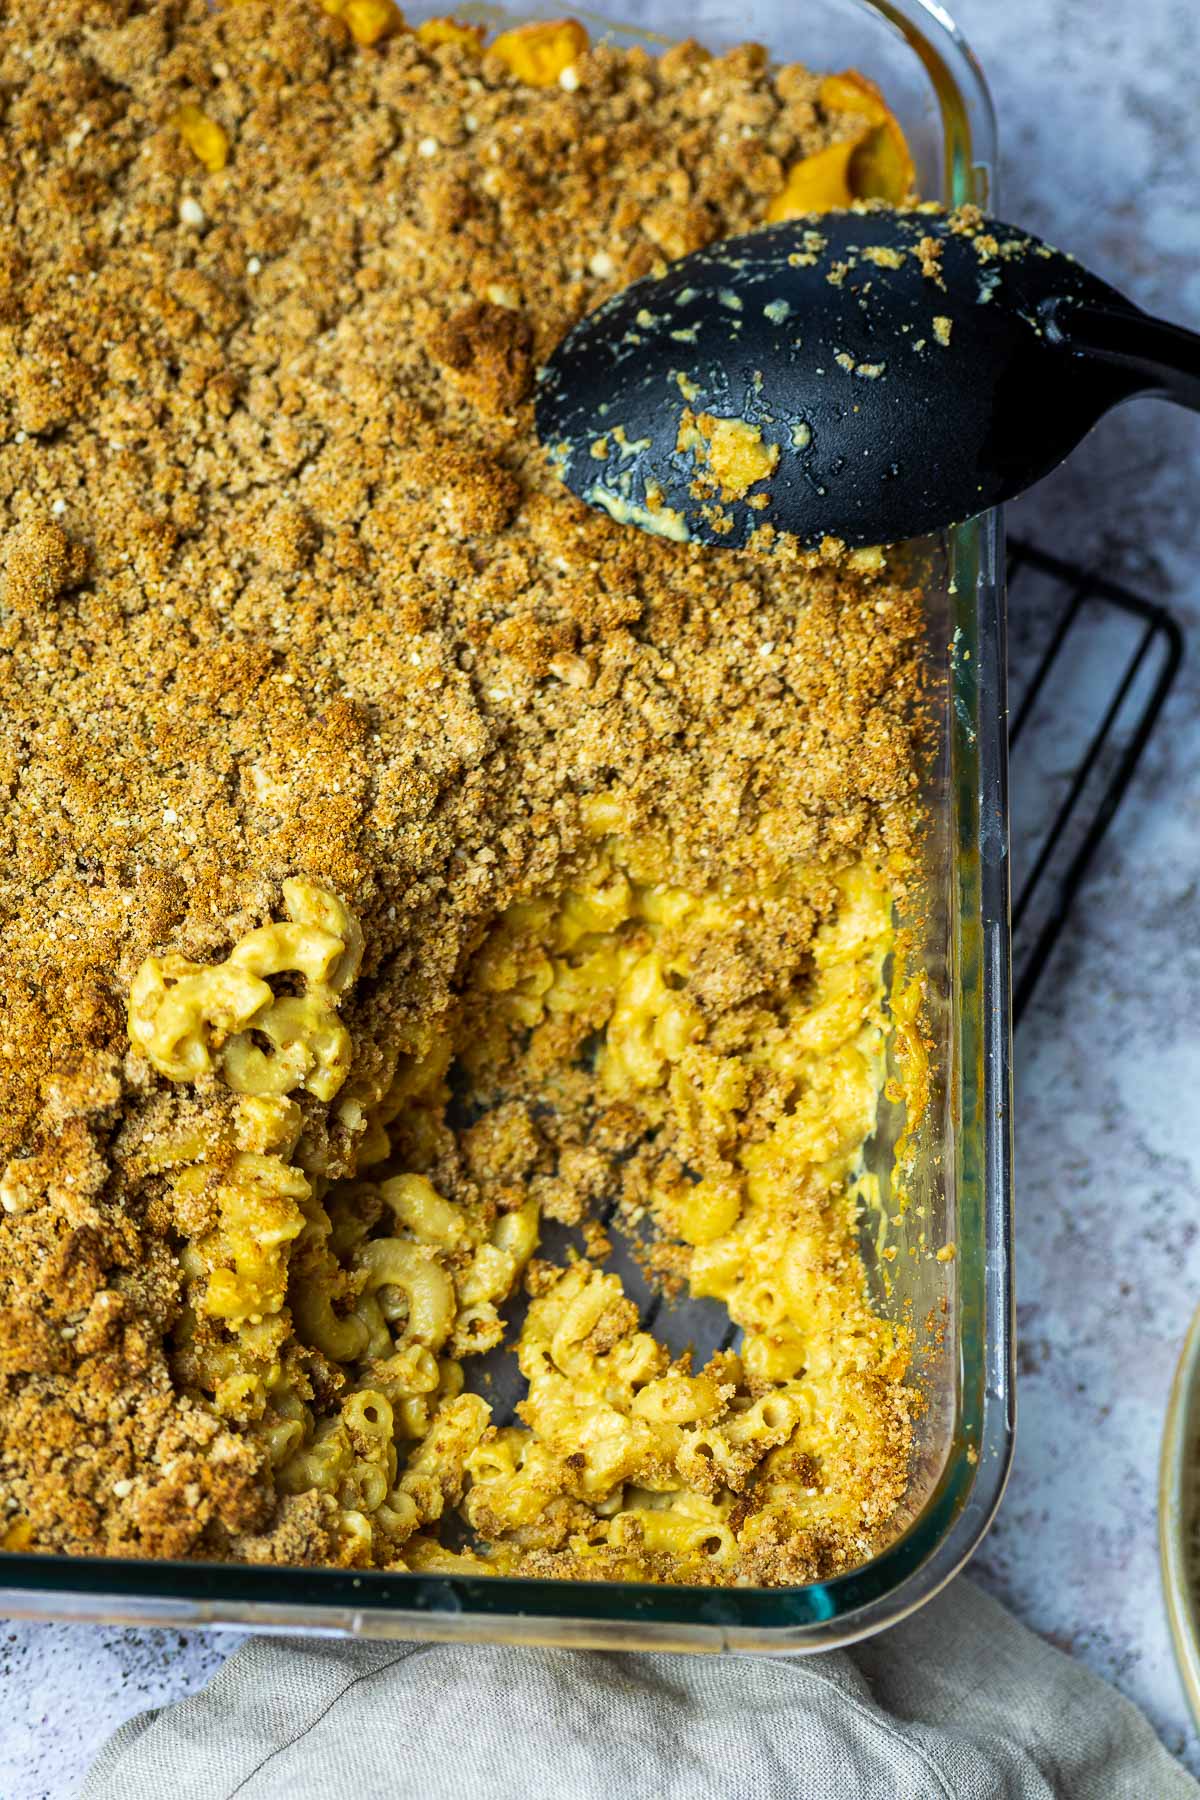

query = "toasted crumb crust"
(0, 2), (926, 1565)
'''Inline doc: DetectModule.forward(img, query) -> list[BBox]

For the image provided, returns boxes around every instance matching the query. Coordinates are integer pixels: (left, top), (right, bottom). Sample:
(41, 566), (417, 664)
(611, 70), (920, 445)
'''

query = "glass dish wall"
(0, 0), (1013, 1651)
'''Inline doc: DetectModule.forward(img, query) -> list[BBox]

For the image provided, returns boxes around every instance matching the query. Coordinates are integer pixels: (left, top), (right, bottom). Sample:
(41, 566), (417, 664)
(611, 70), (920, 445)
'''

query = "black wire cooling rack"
(1006, 536), (1184, 1023)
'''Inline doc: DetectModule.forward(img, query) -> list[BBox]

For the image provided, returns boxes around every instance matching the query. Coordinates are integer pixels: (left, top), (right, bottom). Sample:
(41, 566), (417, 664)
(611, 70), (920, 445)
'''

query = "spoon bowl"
(535, 207), (1200, 549)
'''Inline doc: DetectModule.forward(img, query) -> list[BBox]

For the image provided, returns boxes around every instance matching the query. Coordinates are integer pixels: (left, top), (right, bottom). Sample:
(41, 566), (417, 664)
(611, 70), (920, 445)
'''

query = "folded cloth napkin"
(83, 1577), (1196, 1800)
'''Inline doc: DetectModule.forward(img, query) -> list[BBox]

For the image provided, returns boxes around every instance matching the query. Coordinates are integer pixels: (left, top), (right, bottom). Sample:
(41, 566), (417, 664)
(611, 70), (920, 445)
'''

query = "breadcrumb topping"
(0, 1), (927, 1569)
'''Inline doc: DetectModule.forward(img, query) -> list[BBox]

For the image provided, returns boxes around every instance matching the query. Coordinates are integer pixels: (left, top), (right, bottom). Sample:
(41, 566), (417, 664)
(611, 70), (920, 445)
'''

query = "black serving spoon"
(535, 207), (1200, 549)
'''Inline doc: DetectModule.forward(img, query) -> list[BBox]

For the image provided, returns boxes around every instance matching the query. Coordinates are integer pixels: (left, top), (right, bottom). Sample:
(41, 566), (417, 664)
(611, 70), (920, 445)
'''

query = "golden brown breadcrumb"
(0, 0), (927, 1572)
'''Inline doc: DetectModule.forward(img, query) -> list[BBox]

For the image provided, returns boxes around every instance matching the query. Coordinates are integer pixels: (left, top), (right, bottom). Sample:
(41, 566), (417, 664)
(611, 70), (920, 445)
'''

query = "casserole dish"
(0, 0), (1012, 1650)
(1161, 1305), (1200, 1727)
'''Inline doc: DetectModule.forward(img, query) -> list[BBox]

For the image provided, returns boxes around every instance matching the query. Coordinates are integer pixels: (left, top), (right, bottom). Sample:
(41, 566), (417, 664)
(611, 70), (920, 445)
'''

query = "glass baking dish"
(0, 0), (1012, 1651)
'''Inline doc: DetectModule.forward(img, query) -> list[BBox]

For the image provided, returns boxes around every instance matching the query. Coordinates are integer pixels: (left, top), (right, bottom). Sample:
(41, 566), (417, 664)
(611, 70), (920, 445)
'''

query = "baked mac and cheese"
(0, 0), (927, 1584)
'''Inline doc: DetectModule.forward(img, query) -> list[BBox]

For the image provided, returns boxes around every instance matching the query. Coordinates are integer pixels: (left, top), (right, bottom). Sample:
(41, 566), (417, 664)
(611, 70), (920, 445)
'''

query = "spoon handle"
(1049, 300), (1200, 413)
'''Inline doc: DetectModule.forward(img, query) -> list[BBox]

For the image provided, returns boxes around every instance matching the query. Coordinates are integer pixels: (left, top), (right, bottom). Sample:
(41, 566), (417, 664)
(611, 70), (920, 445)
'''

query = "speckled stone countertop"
(5, 2), (1200, 1793)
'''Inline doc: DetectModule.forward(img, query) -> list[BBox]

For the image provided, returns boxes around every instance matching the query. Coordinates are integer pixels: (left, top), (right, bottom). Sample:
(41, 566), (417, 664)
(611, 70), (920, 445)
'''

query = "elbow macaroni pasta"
(128, 878), (362, 1101)
(126, 839), (913, 1579)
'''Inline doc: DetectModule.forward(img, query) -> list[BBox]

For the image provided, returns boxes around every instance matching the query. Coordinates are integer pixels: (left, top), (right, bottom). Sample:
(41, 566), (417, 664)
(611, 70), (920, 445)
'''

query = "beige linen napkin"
(83, 1578), (1196, 1799)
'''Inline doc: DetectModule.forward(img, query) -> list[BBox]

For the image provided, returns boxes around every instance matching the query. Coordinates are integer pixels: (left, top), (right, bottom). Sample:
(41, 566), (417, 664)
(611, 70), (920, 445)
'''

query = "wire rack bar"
(1006, 536), (1183, 1023)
